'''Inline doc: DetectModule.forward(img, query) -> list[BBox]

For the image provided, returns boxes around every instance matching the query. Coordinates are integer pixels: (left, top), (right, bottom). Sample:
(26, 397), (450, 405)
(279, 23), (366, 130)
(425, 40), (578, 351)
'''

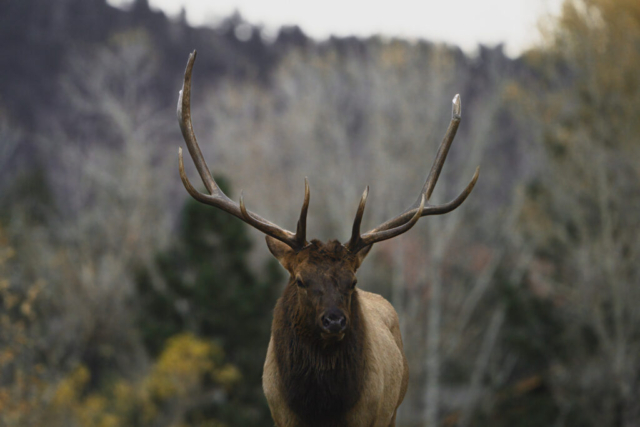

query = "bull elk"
(176, 51), (479, 427)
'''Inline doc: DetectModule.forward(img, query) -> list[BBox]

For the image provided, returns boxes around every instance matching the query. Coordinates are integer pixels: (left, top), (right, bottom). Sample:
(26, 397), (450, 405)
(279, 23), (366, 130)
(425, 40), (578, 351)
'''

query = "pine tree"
(136, 176), (282, 426)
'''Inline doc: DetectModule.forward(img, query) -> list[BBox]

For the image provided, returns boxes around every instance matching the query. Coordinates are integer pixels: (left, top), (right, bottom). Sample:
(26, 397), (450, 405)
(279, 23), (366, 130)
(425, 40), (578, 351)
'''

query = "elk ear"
(353, 244), (372, 270)
(265, 236), (295, 270)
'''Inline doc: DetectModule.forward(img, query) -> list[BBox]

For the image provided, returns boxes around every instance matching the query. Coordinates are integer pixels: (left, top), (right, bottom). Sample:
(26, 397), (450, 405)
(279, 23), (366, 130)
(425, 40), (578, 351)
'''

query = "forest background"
(1, 0), (639, 426)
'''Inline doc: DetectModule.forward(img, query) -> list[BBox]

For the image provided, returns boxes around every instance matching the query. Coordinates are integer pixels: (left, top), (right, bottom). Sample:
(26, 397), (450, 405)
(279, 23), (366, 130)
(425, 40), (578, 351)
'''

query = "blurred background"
(0, 0), (639, 426)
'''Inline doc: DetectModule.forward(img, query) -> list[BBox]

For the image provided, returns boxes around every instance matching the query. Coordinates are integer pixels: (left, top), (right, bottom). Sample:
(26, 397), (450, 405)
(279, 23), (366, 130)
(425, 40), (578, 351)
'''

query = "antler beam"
(345, 95), (479, 253)
(177, 51), (309, 251)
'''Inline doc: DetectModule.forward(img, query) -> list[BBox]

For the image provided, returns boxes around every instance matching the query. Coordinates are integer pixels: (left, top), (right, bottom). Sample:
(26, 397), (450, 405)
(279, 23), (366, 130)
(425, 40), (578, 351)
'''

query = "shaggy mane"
(271, 252), (366, 427)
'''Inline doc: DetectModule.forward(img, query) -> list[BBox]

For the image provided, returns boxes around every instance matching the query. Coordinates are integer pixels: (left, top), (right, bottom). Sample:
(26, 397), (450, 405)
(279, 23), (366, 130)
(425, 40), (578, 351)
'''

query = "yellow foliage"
(213, 363), (242, 389)
(0, 225), (54, 427)
(0, 222), (239, 426)
(546, 0), (640, 130)
(147, 332), (229, 399)
(47, 334), (238, 427)
(521, 0), (640, 185)
(52, 365), (90, 407)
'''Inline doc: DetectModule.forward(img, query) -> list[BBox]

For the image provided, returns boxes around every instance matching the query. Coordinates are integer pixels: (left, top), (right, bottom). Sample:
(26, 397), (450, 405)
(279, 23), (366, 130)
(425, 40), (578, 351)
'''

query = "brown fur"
(272, 284), (366, 426)
(263, 239), (409, 427)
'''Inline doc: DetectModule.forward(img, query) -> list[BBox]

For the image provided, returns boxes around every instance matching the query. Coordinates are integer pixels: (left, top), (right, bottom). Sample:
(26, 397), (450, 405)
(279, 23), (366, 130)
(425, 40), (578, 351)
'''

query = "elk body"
(176, 51), (479, 427)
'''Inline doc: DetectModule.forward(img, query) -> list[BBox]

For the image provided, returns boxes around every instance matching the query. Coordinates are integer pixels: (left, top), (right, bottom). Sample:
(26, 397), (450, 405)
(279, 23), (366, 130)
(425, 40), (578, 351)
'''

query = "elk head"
(176, 51), (479, 342)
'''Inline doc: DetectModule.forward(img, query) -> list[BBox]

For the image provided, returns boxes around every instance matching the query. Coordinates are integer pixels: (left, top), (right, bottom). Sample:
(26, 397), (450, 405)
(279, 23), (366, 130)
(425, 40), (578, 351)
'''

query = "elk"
(176, 51), (479, 427)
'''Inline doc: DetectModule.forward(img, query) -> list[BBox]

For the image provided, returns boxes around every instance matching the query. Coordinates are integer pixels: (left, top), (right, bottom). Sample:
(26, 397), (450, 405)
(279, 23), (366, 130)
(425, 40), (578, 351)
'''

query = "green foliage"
(136, 176), (282, 426)
(0, 167), (54, 225)
(477, 390), (559, 427)
(499, 279), (564, 367)
(466, 267), (565, 427)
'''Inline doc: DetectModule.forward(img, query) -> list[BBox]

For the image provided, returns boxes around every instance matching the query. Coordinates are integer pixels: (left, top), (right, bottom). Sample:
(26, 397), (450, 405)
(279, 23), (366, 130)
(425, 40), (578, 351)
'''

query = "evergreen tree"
(136, 176), (282, 426)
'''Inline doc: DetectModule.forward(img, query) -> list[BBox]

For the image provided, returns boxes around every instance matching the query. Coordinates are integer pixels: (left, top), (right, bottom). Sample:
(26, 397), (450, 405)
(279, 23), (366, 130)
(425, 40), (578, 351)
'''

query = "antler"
(346, 94), (480, 253)
(177, 51), (310, 251)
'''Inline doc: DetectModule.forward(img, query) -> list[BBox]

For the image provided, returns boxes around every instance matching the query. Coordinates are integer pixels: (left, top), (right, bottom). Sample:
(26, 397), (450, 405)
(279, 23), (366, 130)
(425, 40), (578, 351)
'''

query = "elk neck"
(272, 281), (367, 426)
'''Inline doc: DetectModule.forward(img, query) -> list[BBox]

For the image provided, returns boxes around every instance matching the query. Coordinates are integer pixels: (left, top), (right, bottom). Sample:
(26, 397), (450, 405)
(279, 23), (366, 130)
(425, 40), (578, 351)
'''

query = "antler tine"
(239, 178), (310, 249)
(347, 195), (426, 253)
(179, 147), (221, 205)
(422, 94), (463, 201)
(346, 186), (369, 250)
(295, 177), (311, 248)
(177, 51), (308, 251)
(238, 192), (295, 246)
(366, 94), (479, 235)
(178, 51), (219, 197)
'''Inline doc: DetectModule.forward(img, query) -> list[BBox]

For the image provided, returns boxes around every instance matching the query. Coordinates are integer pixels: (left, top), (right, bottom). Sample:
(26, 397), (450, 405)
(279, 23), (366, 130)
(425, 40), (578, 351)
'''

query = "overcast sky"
(108, 0), (564, 57)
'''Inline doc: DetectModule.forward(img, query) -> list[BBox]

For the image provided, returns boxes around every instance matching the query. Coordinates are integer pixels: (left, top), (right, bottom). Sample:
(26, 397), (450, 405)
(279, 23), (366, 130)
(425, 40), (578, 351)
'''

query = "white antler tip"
(452, 94), (461, 118)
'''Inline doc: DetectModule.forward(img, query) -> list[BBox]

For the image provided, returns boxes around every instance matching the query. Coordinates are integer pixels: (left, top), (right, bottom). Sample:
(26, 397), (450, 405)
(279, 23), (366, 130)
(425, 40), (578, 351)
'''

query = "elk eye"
(295, 278), (306, 288)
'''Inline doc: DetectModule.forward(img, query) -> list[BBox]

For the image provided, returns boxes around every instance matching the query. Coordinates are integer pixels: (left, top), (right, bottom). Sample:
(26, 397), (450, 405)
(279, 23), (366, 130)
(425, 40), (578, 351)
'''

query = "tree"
(136, 177), (282, 427)
(513, 0), (640, 424)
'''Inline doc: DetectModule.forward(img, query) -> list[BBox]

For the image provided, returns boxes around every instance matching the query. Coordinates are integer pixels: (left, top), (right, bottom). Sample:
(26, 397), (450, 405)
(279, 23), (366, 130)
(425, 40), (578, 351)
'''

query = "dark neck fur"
(272, 285), (366, 427)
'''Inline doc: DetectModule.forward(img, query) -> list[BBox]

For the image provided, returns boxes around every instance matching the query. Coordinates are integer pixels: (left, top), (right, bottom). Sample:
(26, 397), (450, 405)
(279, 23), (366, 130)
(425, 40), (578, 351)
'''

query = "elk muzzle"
(320, 307), (347, 338)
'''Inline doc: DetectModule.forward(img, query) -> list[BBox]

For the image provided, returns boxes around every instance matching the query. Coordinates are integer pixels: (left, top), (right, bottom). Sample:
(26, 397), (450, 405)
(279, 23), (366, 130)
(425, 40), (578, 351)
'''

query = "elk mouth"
(320, 331), (346, 342)
(319, 308), (347, 341)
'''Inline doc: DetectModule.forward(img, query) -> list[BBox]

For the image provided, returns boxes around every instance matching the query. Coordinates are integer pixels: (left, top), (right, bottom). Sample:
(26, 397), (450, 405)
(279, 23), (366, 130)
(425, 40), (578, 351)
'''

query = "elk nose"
(321, 310), (347, 333)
